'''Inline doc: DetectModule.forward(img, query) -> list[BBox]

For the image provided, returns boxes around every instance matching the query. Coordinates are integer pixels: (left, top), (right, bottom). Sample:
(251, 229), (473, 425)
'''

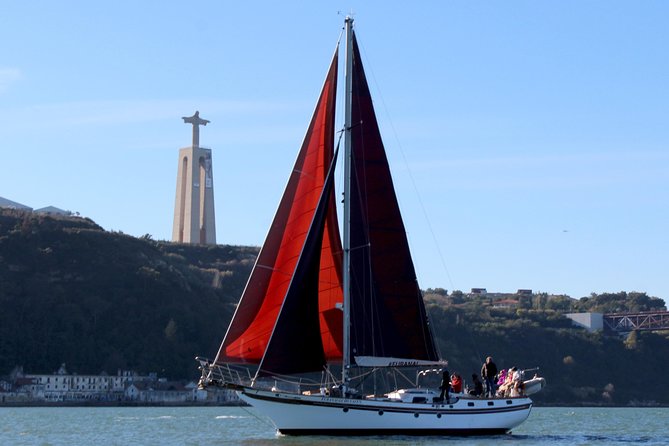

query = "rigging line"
(238, 403), (275, 430)
(256, 264), (294, 276)
(293, 168), (317, 181)
(352, 366), (380, 389)
(348, 242), (370, 252)
(323, 365), (340, 385)
(393, 368), (416, 388)
(355, 32), (455, 293)
(256, 370), (322, 386)
(346, 366), (378, 382)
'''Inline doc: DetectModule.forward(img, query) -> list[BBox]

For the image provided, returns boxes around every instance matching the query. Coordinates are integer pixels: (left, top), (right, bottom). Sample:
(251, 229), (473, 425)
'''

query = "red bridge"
(603, 311), (669, 332)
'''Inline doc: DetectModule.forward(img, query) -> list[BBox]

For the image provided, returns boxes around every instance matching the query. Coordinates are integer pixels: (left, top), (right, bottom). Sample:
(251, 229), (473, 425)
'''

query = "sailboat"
(197, 17), (543, 435)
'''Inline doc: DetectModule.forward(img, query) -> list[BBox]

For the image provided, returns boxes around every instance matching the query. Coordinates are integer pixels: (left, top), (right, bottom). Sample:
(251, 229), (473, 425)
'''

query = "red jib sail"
(214, 49), (343, 366)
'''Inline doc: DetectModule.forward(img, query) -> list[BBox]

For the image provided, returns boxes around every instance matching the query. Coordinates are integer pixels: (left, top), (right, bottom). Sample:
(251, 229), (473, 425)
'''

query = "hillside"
(0, 209), (257, 379)
(424, 291), (669, 406)
(2, 208), (669, 406)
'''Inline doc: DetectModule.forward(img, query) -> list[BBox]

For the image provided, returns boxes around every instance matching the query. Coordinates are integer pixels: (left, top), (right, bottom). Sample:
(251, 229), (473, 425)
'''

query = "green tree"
(624, 331), (638, 350)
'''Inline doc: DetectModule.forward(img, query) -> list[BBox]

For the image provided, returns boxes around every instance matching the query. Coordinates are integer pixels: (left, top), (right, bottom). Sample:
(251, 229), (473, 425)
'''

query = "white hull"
(238, 387), (532, 435)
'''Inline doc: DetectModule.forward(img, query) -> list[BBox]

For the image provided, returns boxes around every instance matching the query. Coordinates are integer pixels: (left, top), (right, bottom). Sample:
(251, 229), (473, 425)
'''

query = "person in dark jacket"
(469, 373), (484, 396)
(438, 369), (451, 403)
(481, 356), (498, 397)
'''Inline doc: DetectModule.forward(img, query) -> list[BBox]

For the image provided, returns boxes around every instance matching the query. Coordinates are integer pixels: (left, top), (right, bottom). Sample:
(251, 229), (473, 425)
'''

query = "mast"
(342, 15), (354, 389)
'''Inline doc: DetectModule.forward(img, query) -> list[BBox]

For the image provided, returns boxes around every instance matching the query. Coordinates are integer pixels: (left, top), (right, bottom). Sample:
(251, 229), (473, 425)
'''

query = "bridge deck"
(603, 311), (669, 332)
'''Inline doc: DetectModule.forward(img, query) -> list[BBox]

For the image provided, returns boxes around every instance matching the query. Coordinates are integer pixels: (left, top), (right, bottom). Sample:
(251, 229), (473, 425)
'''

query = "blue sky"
(1, 1), (667, 302)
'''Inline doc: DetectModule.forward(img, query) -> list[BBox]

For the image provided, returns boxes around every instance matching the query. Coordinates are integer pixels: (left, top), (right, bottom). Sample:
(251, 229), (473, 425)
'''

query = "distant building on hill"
(34, 206), (72, 216)
(566, 312), (604, 332)
(492, 299), (520, 309)
(0, 196), (32, 211)
(0, 198), (75, 216)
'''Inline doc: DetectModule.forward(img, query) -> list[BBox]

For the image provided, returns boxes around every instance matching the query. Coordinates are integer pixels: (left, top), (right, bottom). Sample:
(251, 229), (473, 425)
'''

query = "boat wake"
(509, 434), (655, 444)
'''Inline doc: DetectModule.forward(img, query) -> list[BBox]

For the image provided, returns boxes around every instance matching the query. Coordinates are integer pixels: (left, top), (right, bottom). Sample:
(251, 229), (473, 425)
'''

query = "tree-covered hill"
(2, 208), (668, 406)
(424, 289), (669, 406)
(0, 209), (257, 379)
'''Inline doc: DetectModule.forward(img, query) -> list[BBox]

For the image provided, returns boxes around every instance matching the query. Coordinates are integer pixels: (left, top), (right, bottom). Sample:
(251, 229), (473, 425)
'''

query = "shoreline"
(0, 401), (247, 408)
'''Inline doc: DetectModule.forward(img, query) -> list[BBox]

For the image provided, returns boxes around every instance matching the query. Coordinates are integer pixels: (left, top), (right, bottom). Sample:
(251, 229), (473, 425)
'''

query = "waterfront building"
(1, 364), (237, 404)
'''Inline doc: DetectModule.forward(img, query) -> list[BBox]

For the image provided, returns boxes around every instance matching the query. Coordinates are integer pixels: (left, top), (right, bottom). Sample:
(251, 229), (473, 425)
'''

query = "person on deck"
(510, 367), (525, 397)
(438, 370), (451, 403)
(450, 373), (463, 393)
(497, 369), (508, 388)
(469, 373), (483, 396)
(498, 367), (516, 396)
(481, 356), (498, 397)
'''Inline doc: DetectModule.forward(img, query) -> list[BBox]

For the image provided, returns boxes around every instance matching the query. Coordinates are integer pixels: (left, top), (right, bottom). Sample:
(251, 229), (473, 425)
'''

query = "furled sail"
(214, 50), (342, 366)
(347, 32), (439, 363)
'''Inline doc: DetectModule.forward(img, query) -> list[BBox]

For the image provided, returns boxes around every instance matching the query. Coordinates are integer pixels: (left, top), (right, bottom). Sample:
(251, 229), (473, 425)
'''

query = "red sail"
(257, 145), (340, 375)
(348, 32), (439, 362)
(214, 50), (342, 365)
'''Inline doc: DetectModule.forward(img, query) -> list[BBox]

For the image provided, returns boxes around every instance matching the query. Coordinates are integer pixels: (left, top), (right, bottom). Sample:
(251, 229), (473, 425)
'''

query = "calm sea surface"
(0, 406), (665, 446)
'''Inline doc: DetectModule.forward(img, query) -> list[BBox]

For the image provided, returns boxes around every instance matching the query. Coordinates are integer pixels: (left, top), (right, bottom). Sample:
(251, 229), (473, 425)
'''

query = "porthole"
(487, 401), (494, 406)
(414, 413), (419, 418)
(437, 413), (442, 419)
(449, 405), (453, 409)
(506, 400), (513, 405)
(343, 407), (349, 413)
(467, 402), (474, 407)
(378, 410), (384, 416)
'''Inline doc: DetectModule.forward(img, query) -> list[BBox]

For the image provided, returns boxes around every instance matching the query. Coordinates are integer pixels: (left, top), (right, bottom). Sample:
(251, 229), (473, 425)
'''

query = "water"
(0, 406), (665, 446)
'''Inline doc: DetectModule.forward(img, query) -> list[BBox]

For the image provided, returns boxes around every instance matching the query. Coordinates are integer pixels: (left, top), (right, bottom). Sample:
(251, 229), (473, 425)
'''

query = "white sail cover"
(354, 356), (447, 368)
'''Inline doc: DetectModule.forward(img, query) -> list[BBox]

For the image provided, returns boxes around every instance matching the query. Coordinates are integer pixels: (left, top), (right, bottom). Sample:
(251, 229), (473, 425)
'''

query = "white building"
(25, 365), (132, 402)
(6, 364), (238, 404)
(566, 312), (604, 332)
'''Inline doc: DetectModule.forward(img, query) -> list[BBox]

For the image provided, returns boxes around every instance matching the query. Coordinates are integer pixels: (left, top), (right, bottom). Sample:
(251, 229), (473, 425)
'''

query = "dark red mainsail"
(214, 50), (343, 368)
(347, 32), (439, 363)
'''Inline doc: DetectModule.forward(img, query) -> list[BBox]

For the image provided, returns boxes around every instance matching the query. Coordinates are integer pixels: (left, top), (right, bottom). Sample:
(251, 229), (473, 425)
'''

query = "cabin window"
(467, 402), (475, 407)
